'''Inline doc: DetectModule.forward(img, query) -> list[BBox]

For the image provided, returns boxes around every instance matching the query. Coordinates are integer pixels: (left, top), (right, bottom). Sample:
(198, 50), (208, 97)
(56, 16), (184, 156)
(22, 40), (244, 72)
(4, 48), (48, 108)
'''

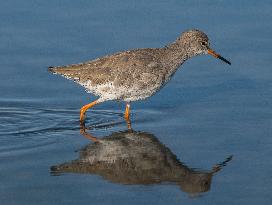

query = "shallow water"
(1, 1), (272, 204)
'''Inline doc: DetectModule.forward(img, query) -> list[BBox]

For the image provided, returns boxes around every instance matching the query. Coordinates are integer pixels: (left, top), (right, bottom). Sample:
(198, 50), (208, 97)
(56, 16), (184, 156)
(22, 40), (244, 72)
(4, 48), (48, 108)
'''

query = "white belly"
(80, 80), (160, 102)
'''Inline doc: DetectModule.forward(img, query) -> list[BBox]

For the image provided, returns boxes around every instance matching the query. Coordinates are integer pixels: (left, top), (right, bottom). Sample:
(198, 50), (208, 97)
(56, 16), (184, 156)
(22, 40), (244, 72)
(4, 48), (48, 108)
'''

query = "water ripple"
(0, 106), (125, 155)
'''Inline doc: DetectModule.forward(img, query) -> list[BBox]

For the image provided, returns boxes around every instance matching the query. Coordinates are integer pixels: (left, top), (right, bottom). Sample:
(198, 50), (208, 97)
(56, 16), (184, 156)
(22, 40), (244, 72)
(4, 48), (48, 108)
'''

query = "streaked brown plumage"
(48, 29), (230, 124)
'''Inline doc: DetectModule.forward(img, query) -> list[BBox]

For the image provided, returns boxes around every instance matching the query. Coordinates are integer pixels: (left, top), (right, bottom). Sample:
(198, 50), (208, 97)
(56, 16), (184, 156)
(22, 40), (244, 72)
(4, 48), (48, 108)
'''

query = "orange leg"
(80, 100), (99, 124)
(124, 103), (130, 120)
(124, 103), (132, 130)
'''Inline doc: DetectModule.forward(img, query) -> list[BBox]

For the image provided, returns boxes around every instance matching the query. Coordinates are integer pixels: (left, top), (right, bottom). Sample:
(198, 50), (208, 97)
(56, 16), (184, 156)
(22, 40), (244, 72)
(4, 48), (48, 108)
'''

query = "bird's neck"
(158, 42), (196, 84)
(162, 41), (195, 70)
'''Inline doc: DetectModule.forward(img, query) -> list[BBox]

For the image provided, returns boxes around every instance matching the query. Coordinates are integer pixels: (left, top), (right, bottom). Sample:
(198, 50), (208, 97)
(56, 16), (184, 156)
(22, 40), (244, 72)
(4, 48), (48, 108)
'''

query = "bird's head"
(176, 29), (231, 65)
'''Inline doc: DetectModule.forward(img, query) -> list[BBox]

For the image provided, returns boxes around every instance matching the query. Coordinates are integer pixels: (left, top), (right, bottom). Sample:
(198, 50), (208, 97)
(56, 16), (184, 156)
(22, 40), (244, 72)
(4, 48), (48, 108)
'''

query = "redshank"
(49, 29), (231, 124)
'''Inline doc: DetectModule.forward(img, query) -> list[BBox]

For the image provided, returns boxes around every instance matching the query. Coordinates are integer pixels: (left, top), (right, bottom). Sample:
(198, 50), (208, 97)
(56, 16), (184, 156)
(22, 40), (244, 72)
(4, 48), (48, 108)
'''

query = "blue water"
(1, 1), (272, 204)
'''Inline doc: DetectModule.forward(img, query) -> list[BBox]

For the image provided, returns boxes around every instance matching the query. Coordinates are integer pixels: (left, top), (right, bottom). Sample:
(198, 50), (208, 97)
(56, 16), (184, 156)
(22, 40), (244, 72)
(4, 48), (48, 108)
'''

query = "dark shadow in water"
(51, 126), (232, 195)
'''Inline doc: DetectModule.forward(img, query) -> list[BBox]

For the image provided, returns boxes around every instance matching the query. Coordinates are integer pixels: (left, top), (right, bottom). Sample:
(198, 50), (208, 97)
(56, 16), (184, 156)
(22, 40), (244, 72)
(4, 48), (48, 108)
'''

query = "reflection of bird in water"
(48, 29), (231, 124)
(51, 128), (232, 194)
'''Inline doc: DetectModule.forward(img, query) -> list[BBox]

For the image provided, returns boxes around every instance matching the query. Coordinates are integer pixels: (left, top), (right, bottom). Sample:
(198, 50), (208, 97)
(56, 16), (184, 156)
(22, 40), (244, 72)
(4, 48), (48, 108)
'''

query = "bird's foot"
(126, 119), (132, 130)
(79, 125), (99, 142)
(79, 110), (86, 126)
(124, 111), (131, 130)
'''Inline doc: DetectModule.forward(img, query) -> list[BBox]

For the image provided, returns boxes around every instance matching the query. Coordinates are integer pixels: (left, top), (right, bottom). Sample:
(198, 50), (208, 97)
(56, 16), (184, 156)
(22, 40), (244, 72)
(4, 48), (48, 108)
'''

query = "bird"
(48, 29), (231, 124)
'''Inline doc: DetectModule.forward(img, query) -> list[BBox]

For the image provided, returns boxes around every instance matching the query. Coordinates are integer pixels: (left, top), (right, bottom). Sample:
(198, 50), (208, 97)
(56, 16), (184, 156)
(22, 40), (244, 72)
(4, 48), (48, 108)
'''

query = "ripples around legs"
(0, 106), (127, 156)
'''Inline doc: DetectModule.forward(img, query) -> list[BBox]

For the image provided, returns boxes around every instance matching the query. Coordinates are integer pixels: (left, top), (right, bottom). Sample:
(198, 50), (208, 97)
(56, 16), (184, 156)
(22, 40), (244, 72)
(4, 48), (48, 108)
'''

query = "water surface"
(0, 1), (272, 204)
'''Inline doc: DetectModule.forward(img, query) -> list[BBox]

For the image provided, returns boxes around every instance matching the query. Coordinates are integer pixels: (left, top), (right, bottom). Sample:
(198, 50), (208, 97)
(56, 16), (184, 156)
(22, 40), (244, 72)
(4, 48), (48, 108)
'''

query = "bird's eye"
(201, 41), (207, 46)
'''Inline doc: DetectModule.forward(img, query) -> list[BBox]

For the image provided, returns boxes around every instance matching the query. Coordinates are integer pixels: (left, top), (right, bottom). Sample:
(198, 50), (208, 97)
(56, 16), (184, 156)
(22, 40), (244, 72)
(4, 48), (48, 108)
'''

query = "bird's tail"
(48, 65), (81, 81)
(48, 66), (58, 74)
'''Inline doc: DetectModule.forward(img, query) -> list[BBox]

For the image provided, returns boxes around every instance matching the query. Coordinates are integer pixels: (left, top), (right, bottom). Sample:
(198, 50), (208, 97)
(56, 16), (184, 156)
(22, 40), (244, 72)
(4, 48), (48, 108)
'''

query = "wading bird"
(49, 29), (231, 124)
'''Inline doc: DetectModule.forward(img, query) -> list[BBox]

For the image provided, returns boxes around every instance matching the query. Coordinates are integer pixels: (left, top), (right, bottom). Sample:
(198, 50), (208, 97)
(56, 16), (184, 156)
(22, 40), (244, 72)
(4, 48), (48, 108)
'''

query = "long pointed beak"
(207, 49), (231, 65)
